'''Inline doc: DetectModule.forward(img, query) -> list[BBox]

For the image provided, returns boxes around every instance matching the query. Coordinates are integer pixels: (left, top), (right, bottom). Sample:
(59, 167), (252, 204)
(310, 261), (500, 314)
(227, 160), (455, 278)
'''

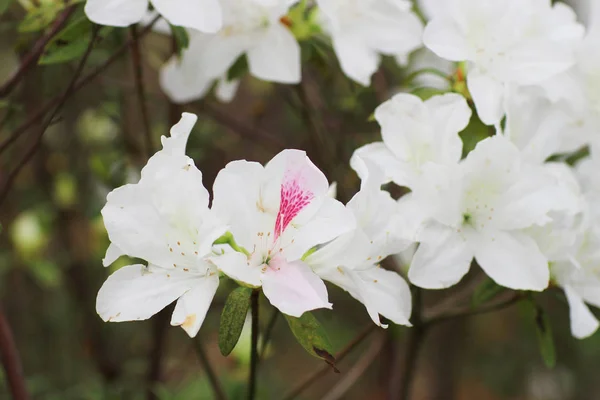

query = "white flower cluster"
(93, 0), (600, 339)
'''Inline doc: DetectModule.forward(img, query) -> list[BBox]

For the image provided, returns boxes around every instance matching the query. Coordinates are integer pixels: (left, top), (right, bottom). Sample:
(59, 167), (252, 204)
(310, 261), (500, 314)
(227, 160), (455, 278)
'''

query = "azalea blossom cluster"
(93, 0), (600, 341)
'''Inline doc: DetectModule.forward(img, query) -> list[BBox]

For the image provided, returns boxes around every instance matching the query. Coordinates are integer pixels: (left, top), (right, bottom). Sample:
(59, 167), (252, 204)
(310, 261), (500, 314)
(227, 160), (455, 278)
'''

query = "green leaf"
(534, 305), (556, 368)
(284, 312), (337, 371)
(170, 24), (190, 57)
(19, 4), (61, 33)
(0, 0), (13, 15)
(39, 16), (93, 65)
(226, 54), (249, 82)
(219, 287), (253, 356)
(471, 278), (505, 307)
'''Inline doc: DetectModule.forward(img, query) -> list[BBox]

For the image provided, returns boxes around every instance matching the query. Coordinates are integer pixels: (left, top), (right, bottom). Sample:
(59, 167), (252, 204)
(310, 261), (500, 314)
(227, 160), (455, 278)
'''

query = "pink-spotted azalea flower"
(97, 113), (228, 337)
(84, 0), (223, 33)
(210, 149), (354, 317)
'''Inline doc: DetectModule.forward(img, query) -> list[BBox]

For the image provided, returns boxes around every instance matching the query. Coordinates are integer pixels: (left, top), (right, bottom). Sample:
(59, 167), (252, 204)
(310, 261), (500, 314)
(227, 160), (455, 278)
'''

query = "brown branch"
(0, 26), (100, 206)
(0, 16), (161, 156)
(0, 6), (76, 99)
(0, 305), (29, 400)
(280, 324), (376, 400)
(192, 338), (228, 400)
(247, 289), (260, 400)
(199, 102), (286, 152)
(146, 309), (170, 400)
(321, 332), (385, 400)
(397, 288), (426, 400)
(129, 25), (153, 157)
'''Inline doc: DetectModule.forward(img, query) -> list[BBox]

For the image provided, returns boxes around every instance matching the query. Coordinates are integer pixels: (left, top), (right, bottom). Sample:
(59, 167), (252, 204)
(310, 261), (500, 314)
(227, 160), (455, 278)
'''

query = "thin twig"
(281, 324), (376, 400)
(0, 305), (29, 400)
(129, 25), (153, 158)
(146, 309), (170, 400)
(0, 16), (161, 156)
(193, 337), (227, 400)
(321, 333), (385, 400)
(259, 308), (279, 361)
(199, 103), (286, 152)
(0, 6), (76, 98)
(397, 288), (426, 400)
(0, 26), (101, 206)
(424, 292), (522, 326)
(248, 290), (260, 400)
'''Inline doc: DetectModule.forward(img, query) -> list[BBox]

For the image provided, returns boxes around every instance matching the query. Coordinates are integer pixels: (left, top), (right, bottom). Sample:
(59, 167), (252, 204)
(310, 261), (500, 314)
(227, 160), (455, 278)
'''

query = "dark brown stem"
(0, 26), (100, 206)
(259, 308), (279, 361)
(129, 25), (153, 157)
(0, 16), (160, 156)
(398, 288), (426, 400)
(0, 6), (76, 98)
(146, 309), (170, 400)
(424, 293), (522, 326)
(248, 289), (260, 400)
(0, 305), (29, 400)
(193, 337), (227, 400)
(281, 324), (376, 400)
(199, 102), (286, 152)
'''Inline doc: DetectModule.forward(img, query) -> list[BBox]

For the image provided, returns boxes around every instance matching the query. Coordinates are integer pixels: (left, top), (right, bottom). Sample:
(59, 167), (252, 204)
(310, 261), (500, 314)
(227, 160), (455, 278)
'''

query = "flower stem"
(398, 287), (427, 400)
(247, 289), (260, 400)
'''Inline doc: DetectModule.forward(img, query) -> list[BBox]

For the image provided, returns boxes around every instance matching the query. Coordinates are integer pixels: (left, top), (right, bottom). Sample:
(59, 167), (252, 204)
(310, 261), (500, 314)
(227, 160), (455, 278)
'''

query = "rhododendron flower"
(406, 135), (572, 291)
(84, 0), (222, 33)
(351, 93), (471, 189)
(423, 0), (584, 125)
(316, 0), (423, 86)
(306, 161), (413, 327)
(160, 0), (300, 104)
(210, 150), (354, 317)
(97, 113), (228, 337)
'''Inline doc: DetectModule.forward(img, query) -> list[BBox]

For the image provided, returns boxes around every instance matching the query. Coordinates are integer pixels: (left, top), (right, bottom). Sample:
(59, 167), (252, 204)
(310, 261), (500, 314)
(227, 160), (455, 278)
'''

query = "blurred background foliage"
(1, 0), (600, 399)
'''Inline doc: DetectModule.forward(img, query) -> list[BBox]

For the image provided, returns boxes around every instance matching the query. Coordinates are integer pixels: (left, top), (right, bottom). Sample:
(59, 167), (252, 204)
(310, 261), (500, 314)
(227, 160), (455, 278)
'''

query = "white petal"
(151, 0), (222, 33)
(84, 0), (147, 27)
(247, 24), (301, 84)
(103, 243), (124, 267)
(283, 197), (355, 261)
(170, 273), (219, 337)
(409, 223), (473, 289)
(215, 78), (240, 103)
(96, 264), (193, 322)
(473, 230), (549, 291)
(261, 258), (332, 317)
(426, 93), (471, 161)
(467, 70), (506, 126)
(423, 18), (472, 61)
(160, 112), (197, 156)
(350, 267), (412, 327)
(160, 56), (214, 104)
(564, 286), (599, 339)
(350, 142), (407, 186)
(332, 36), (380, 86)
(210, 252), (262, 287)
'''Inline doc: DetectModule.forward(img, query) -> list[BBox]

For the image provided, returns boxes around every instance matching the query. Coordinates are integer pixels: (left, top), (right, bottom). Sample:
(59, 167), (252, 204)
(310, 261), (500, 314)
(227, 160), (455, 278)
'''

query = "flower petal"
(84, 0), (147, 27)
(332, 36), (380, 86)
(467, 70), (506, 126)
(170, 273), (220, 337)
(423, 18), (472, 61)
(96, 264), (193, 322)
(261, 258), (331, 317)
(564, 286), (600, 339)
(151, 0), (222, 33)
(473, 230), (549, 291)
(409, 223), (473, 289)
(247, 24), (301, 84)
(210, 251), (262, 287)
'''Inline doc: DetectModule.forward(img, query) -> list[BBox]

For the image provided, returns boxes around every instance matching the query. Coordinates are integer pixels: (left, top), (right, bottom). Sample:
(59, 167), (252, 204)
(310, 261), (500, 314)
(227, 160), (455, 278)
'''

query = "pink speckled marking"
(274, 173), (314, 239)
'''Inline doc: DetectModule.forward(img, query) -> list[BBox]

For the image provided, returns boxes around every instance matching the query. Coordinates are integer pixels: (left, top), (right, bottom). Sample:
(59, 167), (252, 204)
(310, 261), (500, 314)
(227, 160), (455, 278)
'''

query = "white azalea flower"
(306, 161), (413, 327)
(406, 135), (570, 291)
(423, 0), (584, 125)
(350, 93), (471, 188)
(97, 113), (228, 337)
(210, 149), (354, 317)
(160, 0), (300, 104)
(316, 0), (423, 86)
(84, 0), (223, 33)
